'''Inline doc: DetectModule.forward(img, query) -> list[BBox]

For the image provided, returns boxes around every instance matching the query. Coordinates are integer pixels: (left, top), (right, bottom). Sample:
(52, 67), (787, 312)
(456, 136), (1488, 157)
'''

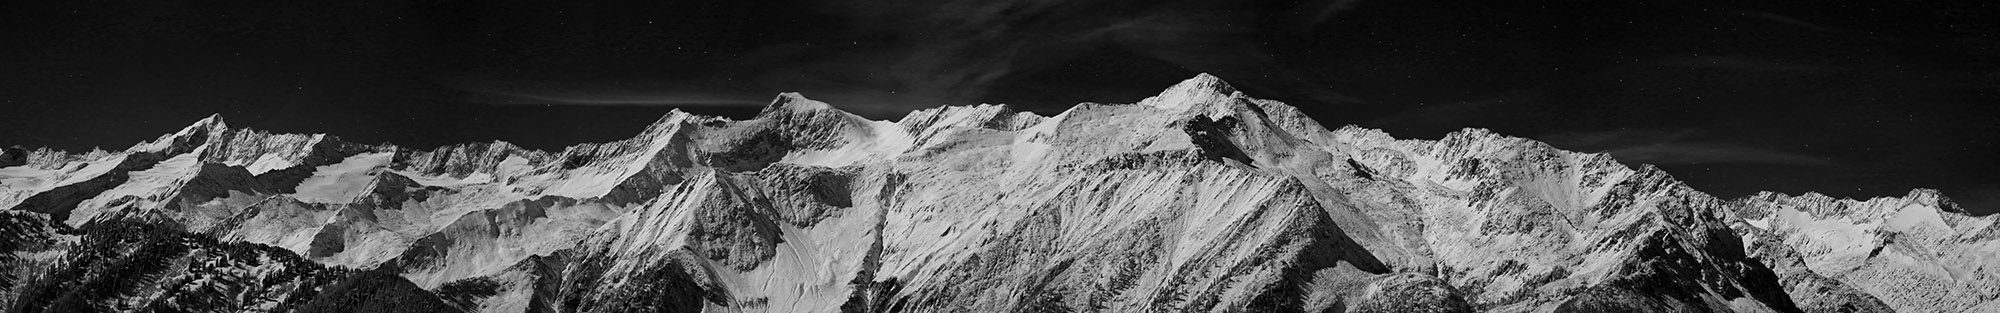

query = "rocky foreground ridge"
(2, 74), (1996, 312)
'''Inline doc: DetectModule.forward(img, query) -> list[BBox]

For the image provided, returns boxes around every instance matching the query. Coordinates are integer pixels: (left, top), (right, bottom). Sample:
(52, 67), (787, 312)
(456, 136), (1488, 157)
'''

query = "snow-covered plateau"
(3, 74), (1995, 312)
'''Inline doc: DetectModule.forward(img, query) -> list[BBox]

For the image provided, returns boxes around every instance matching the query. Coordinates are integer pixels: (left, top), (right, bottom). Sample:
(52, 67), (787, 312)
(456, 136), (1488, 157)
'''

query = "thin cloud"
(1729, 10), (1840, 33)
(1657, 55), (1831, 72)
(763, 0), (1365, 113)
(456, 80), (768, 107)
(1602, 142), (1841, 167)
(1306, 0), (1368, 27)
(782, 0), (1143, 109)
(1540, 128), (1841, 168)
(478, 91), (766, 106)
(1363, 90), (1538, 131)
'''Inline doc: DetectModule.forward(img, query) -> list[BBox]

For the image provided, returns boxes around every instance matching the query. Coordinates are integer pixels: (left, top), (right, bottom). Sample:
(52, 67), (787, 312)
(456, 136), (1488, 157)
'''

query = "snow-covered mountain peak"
(1140, 72), (1240, 110)
(1176, 72), (1236, 94)
(171, 113), (232, 142)
(759, 92), (839, 117)
(129, 113), (234, 153)
(184, 113), (231, 133)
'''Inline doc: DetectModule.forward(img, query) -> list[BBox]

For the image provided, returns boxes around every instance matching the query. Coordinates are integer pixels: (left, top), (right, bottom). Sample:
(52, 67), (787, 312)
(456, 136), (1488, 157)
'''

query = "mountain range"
(3, 74), (1995, 312)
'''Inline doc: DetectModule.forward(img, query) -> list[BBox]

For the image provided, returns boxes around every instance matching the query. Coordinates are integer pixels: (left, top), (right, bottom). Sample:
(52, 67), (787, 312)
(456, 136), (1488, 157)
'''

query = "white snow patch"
(292, 152), (394, 203)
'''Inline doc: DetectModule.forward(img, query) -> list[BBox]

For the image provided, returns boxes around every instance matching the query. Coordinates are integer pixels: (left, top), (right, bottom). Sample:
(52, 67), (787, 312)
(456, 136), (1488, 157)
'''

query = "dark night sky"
(2, 0), (1997, 214)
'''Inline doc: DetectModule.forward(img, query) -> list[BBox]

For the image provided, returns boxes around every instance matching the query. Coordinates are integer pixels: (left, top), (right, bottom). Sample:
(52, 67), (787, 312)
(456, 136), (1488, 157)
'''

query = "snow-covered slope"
(4, 74), (1994, 312)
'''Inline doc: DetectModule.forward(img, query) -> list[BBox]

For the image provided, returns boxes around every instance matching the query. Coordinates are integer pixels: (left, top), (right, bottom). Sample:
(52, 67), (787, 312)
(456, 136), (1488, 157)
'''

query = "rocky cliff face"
(3, 74), (1994, 312)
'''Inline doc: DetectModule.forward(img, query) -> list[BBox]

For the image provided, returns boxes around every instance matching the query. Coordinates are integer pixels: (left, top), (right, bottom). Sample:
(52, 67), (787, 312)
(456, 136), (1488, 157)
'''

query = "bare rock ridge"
(2, 74), (1996, 312)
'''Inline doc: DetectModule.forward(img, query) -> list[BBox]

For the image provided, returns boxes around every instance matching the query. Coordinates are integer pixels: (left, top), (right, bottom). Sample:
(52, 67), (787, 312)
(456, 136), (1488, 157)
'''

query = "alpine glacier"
(2, 74), (1995, 312)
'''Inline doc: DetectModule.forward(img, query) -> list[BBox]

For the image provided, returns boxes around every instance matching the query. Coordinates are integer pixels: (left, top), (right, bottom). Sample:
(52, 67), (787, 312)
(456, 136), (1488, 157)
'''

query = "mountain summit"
(3, 74), (1994, 312)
